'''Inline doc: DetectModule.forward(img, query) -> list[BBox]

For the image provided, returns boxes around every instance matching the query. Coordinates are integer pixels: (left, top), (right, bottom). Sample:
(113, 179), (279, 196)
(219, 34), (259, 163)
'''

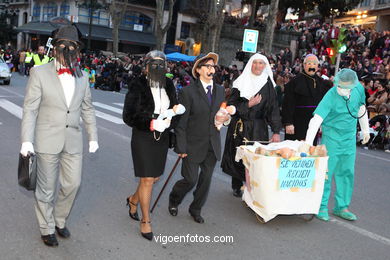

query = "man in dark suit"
(168, 53), (230, 223)
(282, 54), (330, 143)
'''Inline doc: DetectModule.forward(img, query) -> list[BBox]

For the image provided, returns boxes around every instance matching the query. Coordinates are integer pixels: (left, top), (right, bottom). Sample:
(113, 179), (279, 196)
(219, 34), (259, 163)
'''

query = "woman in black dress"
(123, 50), (179, 240)
(221, 53), (282, 197)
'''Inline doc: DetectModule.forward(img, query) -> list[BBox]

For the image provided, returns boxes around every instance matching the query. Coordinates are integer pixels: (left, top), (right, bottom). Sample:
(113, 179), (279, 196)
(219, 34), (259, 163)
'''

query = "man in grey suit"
(20, 26), (98, 247)
(168, 53), (230, 223)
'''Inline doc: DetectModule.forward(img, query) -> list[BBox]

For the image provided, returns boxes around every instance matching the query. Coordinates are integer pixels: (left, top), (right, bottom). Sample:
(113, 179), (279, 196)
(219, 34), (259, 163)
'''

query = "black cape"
(281, 72), (330, 141)
(221, 78), (282, 181)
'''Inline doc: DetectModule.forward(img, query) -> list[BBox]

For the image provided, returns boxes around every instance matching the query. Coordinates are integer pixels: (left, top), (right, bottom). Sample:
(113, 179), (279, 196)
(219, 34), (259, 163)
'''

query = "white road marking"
(0, 87), (24, 98)
(93, 102), (123, 114)
(95, 110), (124, 124)
(113, 103), (124, 107)
(330, 218), (390, 246)
(358, 152), (390, 162)
(0, 99), (22, 119)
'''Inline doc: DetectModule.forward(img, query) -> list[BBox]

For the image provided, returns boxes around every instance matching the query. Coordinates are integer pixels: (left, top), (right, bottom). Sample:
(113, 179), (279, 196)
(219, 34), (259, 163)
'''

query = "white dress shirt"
(200, 79), (213, 94)
(151, 87), (170, 115)
(55, 59), (75, 108)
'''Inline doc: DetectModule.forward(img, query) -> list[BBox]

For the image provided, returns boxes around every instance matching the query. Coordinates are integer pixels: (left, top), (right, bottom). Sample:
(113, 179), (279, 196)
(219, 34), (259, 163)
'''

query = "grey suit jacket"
(21, 61), (98, 154)
(174, 79), (225, 163)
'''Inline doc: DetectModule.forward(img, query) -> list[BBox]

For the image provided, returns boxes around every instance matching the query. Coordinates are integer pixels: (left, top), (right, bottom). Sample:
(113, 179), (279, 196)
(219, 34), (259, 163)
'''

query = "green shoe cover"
(333, 210), (357, 221)
(316, 210), (329, 221)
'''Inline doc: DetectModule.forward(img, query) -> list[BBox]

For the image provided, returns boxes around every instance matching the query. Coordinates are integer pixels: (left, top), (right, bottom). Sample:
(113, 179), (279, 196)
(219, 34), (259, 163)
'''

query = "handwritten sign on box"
(278, 158), (316, 190)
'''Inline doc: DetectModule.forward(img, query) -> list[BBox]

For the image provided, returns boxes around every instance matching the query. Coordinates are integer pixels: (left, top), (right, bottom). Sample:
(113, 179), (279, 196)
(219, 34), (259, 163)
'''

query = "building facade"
(334, 0), (390, 31)
(1, 0), (158, 53)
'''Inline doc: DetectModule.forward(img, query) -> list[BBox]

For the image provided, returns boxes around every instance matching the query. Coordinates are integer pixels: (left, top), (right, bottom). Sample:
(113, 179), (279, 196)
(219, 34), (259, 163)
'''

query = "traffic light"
(326, 47), (336, 64)
(338, 44), (347, 54)
(326, 48), (335, 57)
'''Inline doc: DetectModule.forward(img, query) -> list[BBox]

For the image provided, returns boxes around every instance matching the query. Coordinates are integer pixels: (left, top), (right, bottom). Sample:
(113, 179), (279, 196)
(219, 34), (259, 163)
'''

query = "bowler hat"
(52, 25), (83, 46)
(192, 52), (219, 78)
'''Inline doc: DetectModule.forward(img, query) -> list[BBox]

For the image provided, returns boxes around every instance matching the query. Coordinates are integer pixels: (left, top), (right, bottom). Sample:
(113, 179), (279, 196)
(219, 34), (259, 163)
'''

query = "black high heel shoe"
(140, 220), (153, 241)
(126, 197), (140, 221)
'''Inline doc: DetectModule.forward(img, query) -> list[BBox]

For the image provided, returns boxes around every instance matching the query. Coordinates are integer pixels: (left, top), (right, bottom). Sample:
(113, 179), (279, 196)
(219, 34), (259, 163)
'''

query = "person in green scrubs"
(304, 69), (370, 221)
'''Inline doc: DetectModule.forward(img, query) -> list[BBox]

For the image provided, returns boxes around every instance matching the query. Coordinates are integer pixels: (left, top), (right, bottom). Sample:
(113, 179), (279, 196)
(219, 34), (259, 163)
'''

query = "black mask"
(54, 40), (82, 77)
(147, 59), (166, 88)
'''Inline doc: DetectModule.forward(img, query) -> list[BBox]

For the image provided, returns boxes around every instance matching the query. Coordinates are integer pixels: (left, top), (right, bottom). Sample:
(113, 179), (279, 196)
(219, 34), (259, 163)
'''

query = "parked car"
(0, 57), (11, 85)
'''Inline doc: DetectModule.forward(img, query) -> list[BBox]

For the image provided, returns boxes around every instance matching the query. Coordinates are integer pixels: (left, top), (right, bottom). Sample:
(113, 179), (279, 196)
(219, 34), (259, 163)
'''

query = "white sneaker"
(385, 149), (390, 153)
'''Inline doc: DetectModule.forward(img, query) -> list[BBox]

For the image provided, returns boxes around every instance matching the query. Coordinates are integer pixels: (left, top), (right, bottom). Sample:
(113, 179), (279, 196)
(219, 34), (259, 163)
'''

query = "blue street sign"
(242, 29), (259, 53)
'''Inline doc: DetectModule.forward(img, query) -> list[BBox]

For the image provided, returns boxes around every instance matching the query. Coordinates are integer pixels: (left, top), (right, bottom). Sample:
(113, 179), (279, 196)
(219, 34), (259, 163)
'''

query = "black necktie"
(206, 85), (212, 105)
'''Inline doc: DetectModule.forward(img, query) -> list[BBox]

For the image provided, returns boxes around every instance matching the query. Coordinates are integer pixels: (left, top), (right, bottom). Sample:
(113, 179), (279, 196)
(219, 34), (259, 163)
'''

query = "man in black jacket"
(282, 54), (330, 143)
(168, 53), (230, 224)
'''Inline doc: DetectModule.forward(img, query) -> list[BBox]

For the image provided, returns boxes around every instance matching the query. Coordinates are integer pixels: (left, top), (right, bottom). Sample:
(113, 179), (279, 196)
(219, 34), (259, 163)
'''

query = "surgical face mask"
(337, 87), (351, 97)
(147, 59), (166, 88)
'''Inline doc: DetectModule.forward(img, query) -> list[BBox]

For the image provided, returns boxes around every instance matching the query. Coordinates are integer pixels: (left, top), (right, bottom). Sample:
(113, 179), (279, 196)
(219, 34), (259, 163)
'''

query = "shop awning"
(76, 23), (155, 46)
(75, 23), (113, 42)
(16, 22), (156, 46)
(119, 29), (155, 46)
(15, 21), (58, 35)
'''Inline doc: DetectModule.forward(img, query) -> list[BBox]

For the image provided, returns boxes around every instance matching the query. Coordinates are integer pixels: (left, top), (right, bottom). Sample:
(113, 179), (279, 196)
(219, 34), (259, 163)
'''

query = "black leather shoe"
(189, 212), (204, 224)
(41, 234), (59, 247)
(233, 188), (243, 198)
(126, 197), (140, 221)
(55, 226), (71, 238)
(168, 203), (178, 216)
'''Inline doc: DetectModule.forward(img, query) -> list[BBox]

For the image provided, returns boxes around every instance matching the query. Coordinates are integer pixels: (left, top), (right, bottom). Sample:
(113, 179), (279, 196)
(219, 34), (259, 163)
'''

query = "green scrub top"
(314, 84), (366, 155)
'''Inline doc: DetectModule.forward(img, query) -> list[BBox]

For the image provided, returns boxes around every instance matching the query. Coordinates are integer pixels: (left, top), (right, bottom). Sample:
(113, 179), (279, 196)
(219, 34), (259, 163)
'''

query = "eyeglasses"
(201, 64), (217, 69)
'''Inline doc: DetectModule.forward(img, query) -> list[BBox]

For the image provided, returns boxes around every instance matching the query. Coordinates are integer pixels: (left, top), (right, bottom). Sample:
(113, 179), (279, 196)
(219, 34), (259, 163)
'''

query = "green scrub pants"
(320, 151), (356, 211)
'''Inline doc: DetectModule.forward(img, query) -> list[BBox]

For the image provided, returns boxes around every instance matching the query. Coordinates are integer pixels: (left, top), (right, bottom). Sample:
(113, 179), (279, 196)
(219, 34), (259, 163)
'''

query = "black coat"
(122, 76), (178, 131)
(281, 72), (330, 141)
(221, 78), (282, 180)
(174, 79), (225, 163)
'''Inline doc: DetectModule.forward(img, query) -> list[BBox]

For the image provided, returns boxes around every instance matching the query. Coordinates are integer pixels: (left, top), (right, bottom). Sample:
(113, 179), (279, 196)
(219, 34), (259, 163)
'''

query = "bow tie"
(57, 68), (74, 75)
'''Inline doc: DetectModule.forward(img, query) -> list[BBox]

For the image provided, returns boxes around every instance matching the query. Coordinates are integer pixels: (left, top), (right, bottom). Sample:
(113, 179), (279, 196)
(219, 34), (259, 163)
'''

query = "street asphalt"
(0, 73), (389, 260)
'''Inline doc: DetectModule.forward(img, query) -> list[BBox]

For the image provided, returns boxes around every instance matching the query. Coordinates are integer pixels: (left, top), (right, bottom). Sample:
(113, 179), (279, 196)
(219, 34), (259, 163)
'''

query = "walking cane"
(150, 156), (182, 213)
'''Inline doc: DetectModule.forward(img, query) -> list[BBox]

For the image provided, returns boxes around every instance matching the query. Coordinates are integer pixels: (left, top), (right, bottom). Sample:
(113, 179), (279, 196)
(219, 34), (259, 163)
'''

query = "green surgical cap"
(334, 68), (359, 89)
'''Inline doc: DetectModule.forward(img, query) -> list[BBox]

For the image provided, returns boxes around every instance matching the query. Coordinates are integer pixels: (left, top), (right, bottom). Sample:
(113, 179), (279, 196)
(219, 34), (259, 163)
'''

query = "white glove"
(89, 141), (99, 153)
(152, 119), (170, 132)
(158, 109), (175, 120)
(157, 104), (186, 120)
(362, 134), (370, 145)
(305, 114), (324, 146)
(173, 104), (186, 115)
(20, 142), (34, 157)
(358, 105), (370, 145)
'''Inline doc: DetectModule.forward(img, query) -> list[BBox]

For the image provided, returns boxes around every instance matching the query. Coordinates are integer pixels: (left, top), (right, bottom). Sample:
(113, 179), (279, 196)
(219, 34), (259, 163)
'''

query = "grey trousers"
(35, 152), (82, 235)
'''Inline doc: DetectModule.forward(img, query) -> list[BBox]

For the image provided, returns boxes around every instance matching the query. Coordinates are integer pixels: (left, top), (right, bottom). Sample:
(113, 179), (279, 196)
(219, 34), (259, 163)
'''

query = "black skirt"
(131, 128), (169, 178)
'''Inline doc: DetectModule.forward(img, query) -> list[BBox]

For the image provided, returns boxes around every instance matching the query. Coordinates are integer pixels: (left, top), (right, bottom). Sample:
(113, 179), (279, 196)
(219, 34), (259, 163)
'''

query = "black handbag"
(168, 131), (176, 149)
(18, 153), (37, 191)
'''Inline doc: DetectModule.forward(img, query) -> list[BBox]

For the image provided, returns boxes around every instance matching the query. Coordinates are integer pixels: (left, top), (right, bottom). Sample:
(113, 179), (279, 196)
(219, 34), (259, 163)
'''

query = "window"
(32, 4), (41, 21)
(78, 8), (109, 26)
(42, 2), (58, 21)
(60, 2), (70, 17)
(377, 0), (388, 4)
(121, 11), (152, 32)
(180, 22), (190, 39)
(361, 0), (370, 6)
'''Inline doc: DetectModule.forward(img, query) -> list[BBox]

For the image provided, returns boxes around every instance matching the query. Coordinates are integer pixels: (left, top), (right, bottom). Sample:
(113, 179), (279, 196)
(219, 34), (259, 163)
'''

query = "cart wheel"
(300, 214), (315, 222)
(255, 213), (265, 224)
